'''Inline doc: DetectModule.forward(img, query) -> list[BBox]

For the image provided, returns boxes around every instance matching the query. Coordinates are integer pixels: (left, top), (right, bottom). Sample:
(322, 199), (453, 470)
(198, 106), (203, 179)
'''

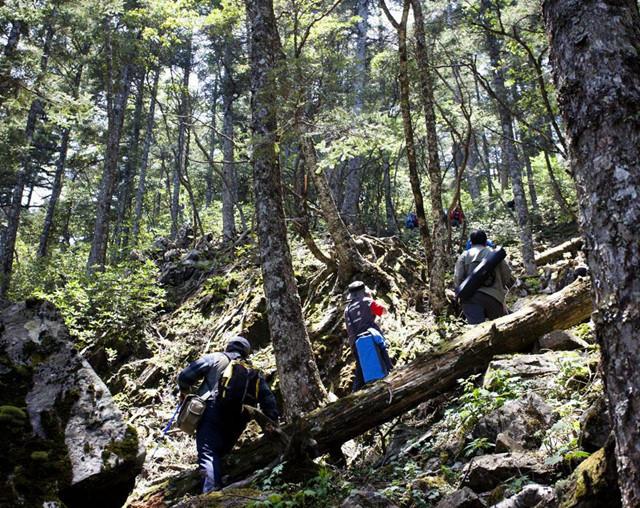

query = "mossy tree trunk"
(544, 1), (640, 505)
(410, 0), (447, 313)
(245, 0), (327, 418)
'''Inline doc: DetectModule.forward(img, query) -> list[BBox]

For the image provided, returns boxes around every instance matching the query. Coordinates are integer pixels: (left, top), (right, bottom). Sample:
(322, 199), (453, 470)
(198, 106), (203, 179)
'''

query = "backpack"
(355, 328), (392, 384)
(176, 394), (209, 435)
(217, 357), (260, 416)
(456, 247), (507, 300)
(405, 212), (418, 229)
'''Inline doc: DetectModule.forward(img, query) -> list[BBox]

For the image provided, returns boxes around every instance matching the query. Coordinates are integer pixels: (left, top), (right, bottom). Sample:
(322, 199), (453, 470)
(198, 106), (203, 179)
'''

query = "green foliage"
(20, 254), (165, 363)
(253, 467), (349, 507)
(463, 437), (495, 457)
(453, 371), (521, 429)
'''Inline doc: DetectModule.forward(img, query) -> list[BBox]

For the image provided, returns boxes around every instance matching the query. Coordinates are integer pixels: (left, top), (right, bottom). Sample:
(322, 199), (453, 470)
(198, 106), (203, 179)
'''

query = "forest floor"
(114, 224), (610, 507)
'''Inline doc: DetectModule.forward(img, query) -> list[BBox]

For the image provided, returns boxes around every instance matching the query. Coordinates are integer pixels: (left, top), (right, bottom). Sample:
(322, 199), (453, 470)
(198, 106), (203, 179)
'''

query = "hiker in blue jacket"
(178, 336), (279, 493)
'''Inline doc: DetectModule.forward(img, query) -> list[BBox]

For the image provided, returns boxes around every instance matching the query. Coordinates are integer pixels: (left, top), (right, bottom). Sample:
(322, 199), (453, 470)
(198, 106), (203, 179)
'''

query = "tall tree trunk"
(340, 0), (368, 229)
(380, 0), (433, 267)
(87, 53), (133, 272)
(171, 39), (192, 240)
(522, 140), (539, 216)
(300, 133), (370, 282)
(132, 65), (160, 245)
(410, 0), (447, 313)
(37, 61), (85, 258)
(0, 23), (54, 296)
(464, 141), (481, 201)
(113, 67), (146, 256)
(245, 0), (327, 418)
(544, 2), (640, 505)
(0, 19), (22, 102)
(205, 77), (218, 208)
(221, 44), (238, 243)
(482, 0), (536, 275)
(383, 157), (398, 234)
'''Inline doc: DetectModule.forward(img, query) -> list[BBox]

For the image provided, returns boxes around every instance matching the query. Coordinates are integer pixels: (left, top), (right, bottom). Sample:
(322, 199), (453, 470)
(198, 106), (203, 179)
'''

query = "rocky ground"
(1, 225), (616, 507)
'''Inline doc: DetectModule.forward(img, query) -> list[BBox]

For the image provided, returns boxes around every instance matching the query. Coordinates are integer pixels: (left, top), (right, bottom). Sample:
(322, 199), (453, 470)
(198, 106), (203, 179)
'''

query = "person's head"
(347, 280), (369, 300)
(225, 336), (251, 358)
(469, 229), (488, 246)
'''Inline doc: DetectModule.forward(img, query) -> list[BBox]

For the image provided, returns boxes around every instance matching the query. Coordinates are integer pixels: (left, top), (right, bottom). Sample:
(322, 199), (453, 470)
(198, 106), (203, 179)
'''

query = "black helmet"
(225, 336), (251, 358)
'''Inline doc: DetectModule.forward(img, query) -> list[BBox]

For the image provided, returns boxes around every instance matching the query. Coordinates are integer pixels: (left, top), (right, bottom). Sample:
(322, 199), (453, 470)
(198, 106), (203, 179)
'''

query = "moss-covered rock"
(556, 440), (621, 507)
(0, 300), (145, 508)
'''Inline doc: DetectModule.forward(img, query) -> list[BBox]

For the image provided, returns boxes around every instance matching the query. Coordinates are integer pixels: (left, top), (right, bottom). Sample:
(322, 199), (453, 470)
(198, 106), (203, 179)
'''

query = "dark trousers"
(462, 292), (507, 325)
(196, 401), (227, 493)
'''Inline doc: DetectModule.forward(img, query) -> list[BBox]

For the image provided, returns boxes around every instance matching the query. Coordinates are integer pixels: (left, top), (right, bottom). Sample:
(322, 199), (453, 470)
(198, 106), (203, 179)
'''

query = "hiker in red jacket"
(344, 281), (387, 391)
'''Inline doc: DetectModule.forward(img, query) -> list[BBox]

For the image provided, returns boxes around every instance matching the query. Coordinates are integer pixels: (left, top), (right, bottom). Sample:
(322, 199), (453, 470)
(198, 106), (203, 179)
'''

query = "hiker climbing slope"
(454, 229), (515, 325)
(177, 336), (279, 493)
(344, 281), (392, 391)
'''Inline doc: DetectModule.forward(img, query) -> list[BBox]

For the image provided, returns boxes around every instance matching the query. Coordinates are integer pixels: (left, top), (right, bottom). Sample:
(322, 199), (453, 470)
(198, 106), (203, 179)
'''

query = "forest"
(0, 0), (638, 507)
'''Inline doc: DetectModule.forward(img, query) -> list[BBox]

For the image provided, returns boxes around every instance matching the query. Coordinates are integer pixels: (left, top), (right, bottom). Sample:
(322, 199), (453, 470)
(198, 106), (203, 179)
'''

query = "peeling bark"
(544, 1), (640, 505)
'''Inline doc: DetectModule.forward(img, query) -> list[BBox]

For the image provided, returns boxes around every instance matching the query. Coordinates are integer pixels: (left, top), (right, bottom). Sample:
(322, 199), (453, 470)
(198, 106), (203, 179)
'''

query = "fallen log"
(535, 237), (583, 266)
(129, 277), (592, 506)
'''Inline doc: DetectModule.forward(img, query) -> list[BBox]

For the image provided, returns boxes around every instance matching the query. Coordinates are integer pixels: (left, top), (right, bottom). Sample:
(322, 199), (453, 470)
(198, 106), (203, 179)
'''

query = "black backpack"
(217, 356), (260, 415)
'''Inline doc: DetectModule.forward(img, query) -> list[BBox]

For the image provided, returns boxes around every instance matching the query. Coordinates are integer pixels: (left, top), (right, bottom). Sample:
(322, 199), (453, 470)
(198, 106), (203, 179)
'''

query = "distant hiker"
(465, 238), (495, 250)
(344, 281), (392, 391)
(448, 206), (465, 228)
(177, 336), (279, 493)
(454, 230), (514, 325)
(405, 211), (418, 229)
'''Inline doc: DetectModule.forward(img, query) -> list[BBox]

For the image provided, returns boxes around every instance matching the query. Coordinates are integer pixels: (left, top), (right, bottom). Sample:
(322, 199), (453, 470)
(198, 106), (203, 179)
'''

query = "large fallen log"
(535, 237), (583, 266)
(130, 277), (592, 506)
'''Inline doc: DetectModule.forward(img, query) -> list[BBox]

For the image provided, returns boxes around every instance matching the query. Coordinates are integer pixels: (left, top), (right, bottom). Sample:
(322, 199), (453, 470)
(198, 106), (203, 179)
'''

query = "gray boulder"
(493, 484), (556, 507)
(484, 353), (561, 384)
(473, 393), (556, 451)
(535, 330), (589, 352)
(341, 490), (399, 508)
(435, 487), (485, 508)
(461, 453), (557, 492)
(0, 300), (144, 507)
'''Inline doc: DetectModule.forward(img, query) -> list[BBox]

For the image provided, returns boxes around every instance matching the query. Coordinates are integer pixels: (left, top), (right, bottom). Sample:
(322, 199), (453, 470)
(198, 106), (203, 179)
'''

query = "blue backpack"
(355, 328), (392, 384)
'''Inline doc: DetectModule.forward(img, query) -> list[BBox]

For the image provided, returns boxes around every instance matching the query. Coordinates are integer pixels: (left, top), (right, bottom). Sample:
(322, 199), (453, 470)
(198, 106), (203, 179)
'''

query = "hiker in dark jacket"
(178, 336), (279, 493)
(344, 281), (391, 391)
(454, 230), (515, 325)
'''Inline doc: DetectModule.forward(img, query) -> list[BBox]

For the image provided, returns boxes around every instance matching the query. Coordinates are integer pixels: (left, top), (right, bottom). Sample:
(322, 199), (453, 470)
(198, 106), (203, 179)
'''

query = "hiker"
(405, 211), (418, 229)
(344, 281), (392, 391)
(465, 238), (495, 250)
(177, 336), (279, 493)
(454, 230), (514, 325)
(448, 206), (465, 228)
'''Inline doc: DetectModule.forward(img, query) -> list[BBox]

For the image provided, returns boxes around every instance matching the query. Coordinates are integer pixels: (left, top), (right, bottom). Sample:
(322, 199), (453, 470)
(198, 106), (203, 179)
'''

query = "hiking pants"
(462, 292), (507, 325)
(195, 401), (227, 493)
